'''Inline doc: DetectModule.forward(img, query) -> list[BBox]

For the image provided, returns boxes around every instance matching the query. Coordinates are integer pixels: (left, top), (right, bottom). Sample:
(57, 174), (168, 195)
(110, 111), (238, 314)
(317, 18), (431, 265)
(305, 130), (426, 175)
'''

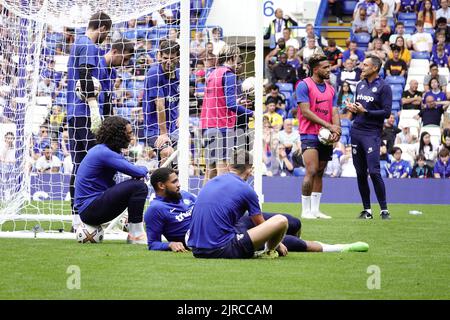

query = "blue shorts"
(192, 231), (254, 259)
(301, 135), (333, 162)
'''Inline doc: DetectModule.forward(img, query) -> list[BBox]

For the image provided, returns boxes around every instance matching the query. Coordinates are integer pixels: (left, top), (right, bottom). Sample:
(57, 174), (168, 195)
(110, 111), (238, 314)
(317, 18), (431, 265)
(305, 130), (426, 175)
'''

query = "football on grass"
(318, 127), (333, 145)
(76, 224), (104, 243)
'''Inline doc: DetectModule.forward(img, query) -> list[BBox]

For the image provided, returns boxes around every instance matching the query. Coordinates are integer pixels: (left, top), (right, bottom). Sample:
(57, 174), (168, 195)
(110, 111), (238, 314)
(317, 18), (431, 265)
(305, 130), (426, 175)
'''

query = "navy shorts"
(202, 128), (234, 164)
(301, 135), (333, 162)
(192, 231), (255, 259)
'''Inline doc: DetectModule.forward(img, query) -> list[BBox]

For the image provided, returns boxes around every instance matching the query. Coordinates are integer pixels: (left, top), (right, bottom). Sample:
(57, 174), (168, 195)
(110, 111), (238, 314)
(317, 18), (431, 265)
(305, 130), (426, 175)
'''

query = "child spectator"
(411, 20), (433, 52)
(388, 147), (411, 178)
(433, 148), (450, 178)
(415, 131), (438, 165)
(430, 43), (450, 68)
(384, 45), (408, 76)
(340, 144), (357, 177)
(336, 81), (354, 118)
(411, 154), (434, 178)
(388, 36), (411, 65)
(264, 97), (284, 131)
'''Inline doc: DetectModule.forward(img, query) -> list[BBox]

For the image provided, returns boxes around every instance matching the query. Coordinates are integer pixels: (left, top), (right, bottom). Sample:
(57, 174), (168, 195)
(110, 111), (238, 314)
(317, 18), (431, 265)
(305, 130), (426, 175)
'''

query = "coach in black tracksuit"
(346, 55), (392, 220)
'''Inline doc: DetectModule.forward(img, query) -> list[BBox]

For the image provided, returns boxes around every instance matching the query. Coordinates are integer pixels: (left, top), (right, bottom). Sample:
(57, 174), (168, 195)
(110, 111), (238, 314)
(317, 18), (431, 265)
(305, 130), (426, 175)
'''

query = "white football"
(76, 223), (104, 243)
(318, 127), (333, 145)
(241, 76), (255, 97)
(75, 77), (102, 101)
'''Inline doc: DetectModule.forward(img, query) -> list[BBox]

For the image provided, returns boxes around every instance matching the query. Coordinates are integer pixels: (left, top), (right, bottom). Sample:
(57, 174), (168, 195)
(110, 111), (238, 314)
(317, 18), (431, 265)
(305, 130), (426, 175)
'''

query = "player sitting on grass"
(145, 159), (369, 257)
(74, 116), (149, 244)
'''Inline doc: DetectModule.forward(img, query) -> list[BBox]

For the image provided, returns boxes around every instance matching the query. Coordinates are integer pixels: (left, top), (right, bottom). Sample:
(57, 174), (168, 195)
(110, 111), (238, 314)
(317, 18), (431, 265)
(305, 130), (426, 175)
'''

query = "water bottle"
(409, 210), (423, 215)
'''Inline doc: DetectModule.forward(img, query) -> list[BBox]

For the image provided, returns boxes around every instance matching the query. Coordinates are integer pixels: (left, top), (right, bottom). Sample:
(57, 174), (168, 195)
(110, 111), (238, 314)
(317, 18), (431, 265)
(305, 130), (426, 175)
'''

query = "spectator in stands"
(367, 38), (389, 62)
(384, 45), (408, 76)
(433, 32), (450, 56)
(37, 73), (56, 97)
(0, 131), (14, 163)
(338, 58), (362, 92)
(388, 36), (411, 64)
(265, 84), (286, 111)
(435, 17), (450, 42)
(433, 147), (450, 177)
(35, 145), (62, 173)
(342, 40), (365, 63)
(272, 53), (298, 86)
(324, 39), (343, 74)
(190, 30), (207, 60)
(438, 132), (450, 152)
(371, 20), (391, 48)
(415, 131), (438, 164)
(424, 63), (448, 91)
(328, 0), (344, 24)
(379, 141), (390, 177)
(436, 0), (450, 23)
(60, 126), (72, 174)
(431, 43), (450, 67)
(324, 142), (344, 177)
(278, 119), (301, 155)
(395, 126), (415, 144)
(286, 46), (301, 75)
(382, 113), (401, 152)
(266, 142), (295, 177)
(424, 77), (447, 101)
(340, 144), (357, 177)
(417, 0), (440, 11)
(152, 7), (173, 26)
(388, 147), (411, 178)
(168, 28), (179, 43)
(135, 146), (158, 172)
(402, 79), (423, 109)
(210, 27), (226, 56)
(265, 38), (287, 79)
(385, 0), (401, 18)
(264, 97), (284, 131)
(300, 23), (325, 49)
(337, 81), (354, 118)
(388, 21), (413, 49)
(418, 0), (437, 28)
(412, 20), (434, 52)
(414, 94), (448, 126)
(353, 8), (375, 34)
(298, 36), (324, 67)
(411, 154), (434, 177)
(374, 0), (391, 16)
(282, 27), (300, 50)
(34, 125), (51, 153)
(264, 8), (298, 43)
(48, 105), (65, 138)
(354, 0), (380, 19)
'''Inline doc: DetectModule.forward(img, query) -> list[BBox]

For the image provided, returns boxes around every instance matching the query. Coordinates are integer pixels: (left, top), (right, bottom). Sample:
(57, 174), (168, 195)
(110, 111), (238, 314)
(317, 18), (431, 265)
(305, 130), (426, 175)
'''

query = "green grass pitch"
(0, 203), (449, 300)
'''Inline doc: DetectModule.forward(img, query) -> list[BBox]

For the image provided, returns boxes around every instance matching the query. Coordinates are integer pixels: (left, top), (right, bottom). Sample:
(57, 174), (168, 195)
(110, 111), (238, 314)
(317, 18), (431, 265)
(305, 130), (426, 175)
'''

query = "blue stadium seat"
(392, 90), (402, 101)
(341, 127), (350, 136)
(343, 0), (357, 15)
(385, 76), (406, 85)
(400, 19), (416, 27)
(340, 135), (349, 145)
(411, 51), (431, 59)
(353, 32), (371, 45)
(392, 101), (401, 111)
(340, 118), (352, 128)
(397, 12), (417, 20)
(276, 82), (294, 94)
(424, 28), (435, 37)
(293, 167), (306, 177)
(404, 27), (416, 34)
(358, 45), (369, 52)
(389, 84), (404, 95)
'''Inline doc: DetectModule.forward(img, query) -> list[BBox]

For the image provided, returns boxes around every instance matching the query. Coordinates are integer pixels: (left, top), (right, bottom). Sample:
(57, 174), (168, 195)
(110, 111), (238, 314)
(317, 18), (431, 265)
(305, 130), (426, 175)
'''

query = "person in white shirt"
(35, 145), (62, 173)
(436, 0), (450, 23)
(210, 27), (226, 56)
(37, 76), (56, 97)
(389, 21), (413, 48)
(340, 145), (357, 177)
(0, 132), (15, 163)
(282, 27), (300, 50)
(278, 119), (301, 154)
(151, 8), (173, 26)
(411, 20), (433, 52)
(384, 0), (401, 18)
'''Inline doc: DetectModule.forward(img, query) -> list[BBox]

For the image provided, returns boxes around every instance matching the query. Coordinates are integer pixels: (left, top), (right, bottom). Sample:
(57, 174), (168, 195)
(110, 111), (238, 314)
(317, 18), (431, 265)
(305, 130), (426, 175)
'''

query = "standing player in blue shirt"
(67, 12), (112, 231)
(145, 168), (369, 254)
(346, 55), (392, 219)
(142, 40), (180, 159)
(75, 116), (149, 244)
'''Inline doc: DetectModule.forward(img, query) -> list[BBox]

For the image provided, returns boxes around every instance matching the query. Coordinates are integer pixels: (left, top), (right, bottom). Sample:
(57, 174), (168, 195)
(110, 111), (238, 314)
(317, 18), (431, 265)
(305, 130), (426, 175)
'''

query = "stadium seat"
(411, 51), (430, 60)
(35, 96), (52, 107)
(353, 32), (371, 45)
(340, 118), (352, 128)
(410, 59), (430, 70)
(392, 90), (402, 101)
(343, 0), (357, 14)
(404, 27), (416, 34)
(276, 82), (294, 94)
(385, 76), (406, 85)
(400, 19), (416, 27)
(438, 67), (450, 81)
(293, 167), (306, 177)
(392, 101), (401, 111)
(340, 135), (349, 145)
(389, 84), (404, 95)
(397, 12), (417, 20)
(424, 28), (435, 37)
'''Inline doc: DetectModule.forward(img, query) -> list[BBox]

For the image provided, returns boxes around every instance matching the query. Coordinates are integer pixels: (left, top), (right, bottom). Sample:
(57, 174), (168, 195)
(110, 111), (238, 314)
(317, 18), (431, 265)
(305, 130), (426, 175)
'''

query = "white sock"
(72, 214), (81, 228)
(311, 192), (322, 213)
(365, 208), (372, 214)
(128, 222), (145, 237)
(301, 195), (311, 215)
(319, 243), (345, 253)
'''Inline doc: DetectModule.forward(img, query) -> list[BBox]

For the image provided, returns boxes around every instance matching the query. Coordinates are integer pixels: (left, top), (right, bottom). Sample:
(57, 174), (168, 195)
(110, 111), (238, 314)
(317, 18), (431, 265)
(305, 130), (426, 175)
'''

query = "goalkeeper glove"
(87, 98), (102, 135)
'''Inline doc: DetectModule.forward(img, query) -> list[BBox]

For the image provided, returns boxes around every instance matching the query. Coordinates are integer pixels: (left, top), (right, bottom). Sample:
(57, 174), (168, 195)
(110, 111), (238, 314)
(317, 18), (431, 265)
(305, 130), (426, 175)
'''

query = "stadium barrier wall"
(23, 174), (450, 205)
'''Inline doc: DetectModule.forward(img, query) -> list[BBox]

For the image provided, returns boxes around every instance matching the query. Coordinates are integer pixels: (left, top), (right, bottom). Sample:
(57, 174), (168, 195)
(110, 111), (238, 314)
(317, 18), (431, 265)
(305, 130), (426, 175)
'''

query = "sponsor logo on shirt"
(356, 94), (375, 103)
(314, 106), (329, 116)
(175, 208), (193, 222)
(167, 95), (179, 104)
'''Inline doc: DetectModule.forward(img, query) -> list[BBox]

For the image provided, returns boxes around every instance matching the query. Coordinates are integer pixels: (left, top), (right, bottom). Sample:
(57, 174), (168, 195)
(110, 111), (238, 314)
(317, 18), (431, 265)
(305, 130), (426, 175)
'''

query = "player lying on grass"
(144, 161), (369, 257)
(74, 116), (149, 244)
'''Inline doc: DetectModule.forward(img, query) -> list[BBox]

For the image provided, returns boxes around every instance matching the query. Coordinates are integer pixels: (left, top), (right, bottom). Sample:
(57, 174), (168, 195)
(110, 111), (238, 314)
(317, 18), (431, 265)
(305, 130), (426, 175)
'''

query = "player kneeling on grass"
(74, 116), (149, 244)
(144, 167), (369, 255)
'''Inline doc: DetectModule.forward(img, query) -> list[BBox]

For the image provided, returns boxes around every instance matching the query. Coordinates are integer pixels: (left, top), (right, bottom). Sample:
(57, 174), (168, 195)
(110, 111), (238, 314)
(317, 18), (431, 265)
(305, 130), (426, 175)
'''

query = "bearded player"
(295, 54), (341, 219)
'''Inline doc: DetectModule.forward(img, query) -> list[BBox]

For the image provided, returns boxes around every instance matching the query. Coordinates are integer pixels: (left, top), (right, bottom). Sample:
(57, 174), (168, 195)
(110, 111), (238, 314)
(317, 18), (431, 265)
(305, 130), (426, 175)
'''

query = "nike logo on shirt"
(315, 99), (328, 104)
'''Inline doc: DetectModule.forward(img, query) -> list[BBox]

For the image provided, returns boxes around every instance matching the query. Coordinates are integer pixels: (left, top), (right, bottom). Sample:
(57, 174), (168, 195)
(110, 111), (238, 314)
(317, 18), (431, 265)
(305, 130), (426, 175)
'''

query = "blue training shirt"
(187, 173), (261, 250)
(352, 77), (392, 135)
(98, 57), (117, 111)
(142, 63), (180, 138)
(144, 191), (196, 251)
(67, 35), (102, 120)
(74, 144), (148, 214)
(388, 160), (411, 178)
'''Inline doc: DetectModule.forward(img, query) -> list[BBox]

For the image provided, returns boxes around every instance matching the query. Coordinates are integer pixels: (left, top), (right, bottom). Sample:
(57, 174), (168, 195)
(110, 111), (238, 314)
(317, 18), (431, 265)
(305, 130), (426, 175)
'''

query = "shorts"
(202, 128), (234, 165)
(300, 135), (333, 162)
(192, 231), (254, 259)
